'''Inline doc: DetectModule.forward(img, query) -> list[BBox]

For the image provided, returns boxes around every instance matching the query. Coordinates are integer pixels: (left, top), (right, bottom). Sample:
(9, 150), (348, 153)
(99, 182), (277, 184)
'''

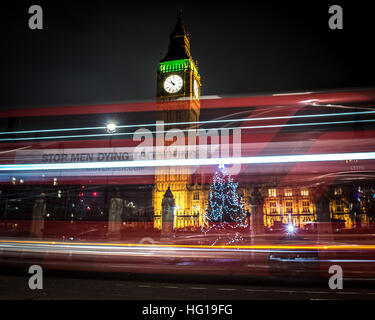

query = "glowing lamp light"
(287, 224), (296, 233)
(93, 192), (98, 197)
(106, 123), (117, 133)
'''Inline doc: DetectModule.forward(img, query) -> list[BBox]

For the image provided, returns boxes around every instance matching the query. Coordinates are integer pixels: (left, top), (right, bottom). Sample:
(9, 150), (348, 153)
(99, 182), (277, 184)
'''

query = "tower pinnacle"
(161, 4), (191, 62)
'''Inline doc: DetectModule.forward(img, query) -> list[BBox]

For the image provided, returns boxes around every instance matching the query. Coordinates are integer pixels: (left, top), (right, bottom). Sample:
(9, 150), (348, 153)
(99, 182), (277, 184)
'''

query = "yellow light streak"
(0, 239), (373, 251)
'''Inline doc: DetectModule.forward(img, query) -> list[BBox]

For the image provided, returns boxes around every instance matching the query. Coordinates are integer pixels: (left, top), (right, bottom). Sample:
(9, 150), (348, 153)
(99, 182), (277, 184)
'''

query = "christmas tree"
(201, 164), (248, 244)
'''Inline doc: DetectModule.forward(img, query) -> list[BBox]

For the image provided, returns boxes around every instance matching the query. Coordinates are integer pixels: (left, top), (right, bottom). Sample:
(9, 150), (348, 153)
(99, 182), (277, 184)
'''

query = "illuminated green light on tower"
(159, 59), (189, 73)
(159, 59), (200, 78)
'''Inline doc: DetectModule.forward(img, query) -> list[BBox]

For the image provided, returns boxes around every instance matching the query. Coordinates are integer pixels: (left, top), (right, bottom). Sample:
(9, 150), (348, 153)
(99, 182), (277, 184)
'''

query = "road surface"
(1, 268), (375, 300)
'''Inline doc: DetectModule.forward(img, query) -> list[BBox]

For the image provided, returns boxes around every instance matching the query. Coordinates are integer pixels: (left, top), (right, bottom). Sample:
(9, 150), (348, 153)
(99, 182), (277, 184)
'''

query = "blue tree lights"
(201, 164), (249, 245)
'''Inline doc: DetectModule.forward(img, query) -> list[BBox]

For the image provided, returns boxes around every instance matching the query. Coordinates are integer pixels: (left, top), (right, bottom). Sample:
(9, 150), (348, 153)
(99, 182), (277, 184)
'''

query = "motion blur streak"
(1, 118), (375, 142)
(0, 109), (374, 136)
(1, 151), (375, 171)
(1, 239), (375, 250)
(0, 126), (105, 135)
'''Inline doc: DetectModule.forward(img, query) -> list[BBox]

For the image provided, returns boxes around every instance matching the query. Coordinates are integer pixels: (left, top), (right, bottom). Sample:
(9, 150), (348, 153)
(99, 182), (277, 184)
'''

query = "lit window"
(335, 200), (343, 212)
(334, 187), (342, 195)
(193, 192), (199, 200)
(268, 188), (276, 197)
(286, 201), (293, 213)
(302, 201), (310, 212)
(285, 189), (292, 197)
(301, 189), (309, 196)
(270, 201), (277, 213)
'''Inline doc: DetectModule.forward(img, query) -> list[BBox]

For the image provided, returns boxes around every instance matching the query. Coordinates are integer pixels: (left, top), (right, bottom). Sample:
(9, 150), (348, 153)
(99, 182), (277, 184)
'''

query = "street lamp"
(106, 122), (117, 134)
(105, 122), (116, 226)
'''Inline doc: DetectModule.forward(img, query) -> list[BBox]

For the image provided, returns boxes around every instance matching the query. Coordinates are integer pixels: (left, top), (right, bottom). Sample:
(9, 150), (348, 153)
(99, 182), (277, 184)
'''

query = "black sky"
(1, 0), (375, 109)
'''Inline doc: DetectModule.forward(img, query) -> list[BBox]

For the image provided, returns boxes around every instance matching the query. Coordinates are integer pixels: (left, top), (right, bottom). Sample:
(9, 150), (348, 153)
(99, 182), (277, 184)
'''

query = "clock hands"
(164, 75), (182, 93)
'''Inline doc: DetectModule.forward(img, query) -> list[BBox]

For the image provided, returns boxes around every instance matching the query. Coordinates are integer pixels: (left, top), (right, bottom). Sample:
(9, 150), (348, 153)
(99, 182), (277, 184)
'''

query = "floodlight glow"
(287, 224), (296, 233)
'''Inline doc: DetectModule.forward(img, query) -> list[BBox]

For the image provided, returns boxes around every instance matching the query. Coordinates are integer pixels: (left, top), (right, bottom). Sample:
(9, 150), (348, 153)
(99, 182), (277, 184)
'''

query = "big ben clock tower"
(153, 7), (202, 231)
(156, 7), (201, 121)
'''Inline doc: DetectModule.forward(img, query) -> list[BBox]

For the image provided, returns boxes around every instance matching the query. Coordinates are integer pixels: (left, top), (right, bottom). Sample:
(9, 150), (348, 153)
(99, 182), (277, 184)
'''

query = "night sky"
(1, 0), (375, 110)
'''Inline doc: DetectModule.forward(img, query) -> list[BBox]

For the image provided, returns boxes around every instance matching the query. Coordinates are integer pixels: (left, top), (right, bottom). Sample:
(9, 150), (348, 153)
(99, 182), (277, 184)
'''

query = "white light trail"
(1, 118), (375, 142)
(272, 92), (313, 96)
(0, 110), (374, 138)
(1, 151), (375, 171)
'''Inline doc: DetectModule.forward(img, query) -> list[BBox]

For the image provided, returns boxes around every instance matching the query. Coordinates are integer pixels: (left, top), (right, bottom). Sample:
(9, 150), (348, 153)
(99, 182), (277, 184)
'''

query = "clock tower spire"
(153, 6), (203, 232)
(161, 6), (191, 62)
(156, 6), (201, 104)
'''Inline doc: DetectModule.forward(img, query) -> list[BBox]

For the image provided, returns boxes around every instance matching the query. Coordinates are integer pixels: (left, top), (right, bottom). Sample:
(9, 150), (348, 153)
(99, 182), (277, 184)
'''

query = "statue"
(107, 187), (124, 239)
(249, 187), (265, 235)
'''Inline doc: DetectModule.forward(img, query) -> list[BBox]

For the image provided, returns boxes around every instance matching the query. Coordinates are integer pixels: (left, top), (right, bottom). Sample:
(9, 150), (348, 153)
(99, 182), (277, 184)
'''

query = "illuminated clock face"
(164, 75), (183, 94)
(194, 80), (199, 99)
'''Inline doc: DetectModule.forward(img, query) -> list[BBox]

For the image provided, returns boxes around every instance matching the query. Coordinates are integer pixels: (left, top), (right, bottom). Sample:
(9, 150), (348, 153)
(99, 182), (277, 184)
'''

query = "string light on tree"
(201, 164), (248, 244)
